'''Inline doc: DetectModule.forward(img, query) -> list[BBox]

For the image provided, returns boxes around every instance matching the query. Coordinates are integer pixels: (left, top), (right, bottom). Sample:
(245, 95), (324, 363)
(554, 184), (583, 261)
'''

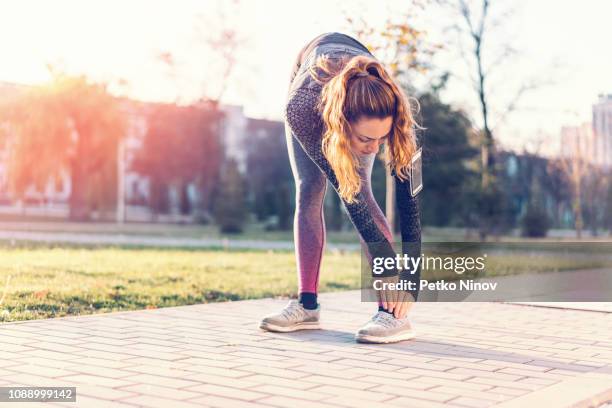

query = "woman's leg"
(285, 123), (327, 309)
(283, 39), (329, 309)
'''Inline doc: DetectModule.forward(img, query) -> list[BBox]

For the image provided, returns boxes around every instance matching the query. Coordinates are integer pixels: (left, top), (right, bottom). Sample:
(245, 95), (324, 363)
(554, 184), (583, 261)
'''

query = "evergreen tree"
(213, 159), (247, 233)
(416, 92), (479, 227)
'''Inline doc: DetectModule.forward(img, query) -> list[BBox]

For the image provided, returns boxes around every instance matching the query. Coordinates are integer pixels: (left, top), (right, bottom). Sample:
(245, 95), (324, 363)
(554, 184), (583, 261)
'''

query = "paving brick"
(478, 359), (552, 372)
(494, 367), (572, 380)
(357, 376), (435, 390)
(397, 367), (473, 381)
(62, 364), (135, 379)
(222, 356), (300, 369)
(56, 374), (134, 388)
(426, 386), (508, 402)
(121, 394), (205, 408)
(172, 357), (244, 369)
(184, 384), (267, 401)
(515, 376), (560, 386)
(301, 374), (380, 390)
(246, 374), (320, 390)
(386, 396), (451, 408)
(74, 384), (138, 400)
(5, 364), (78, 378)
(110, 373), (200, 389)
(72, 394), (140, 407)
(251, 384), (335, 401)
(445, 367), (525, 382)
(320, 395), (396, 408)
(448, 396), (496, 407)
(489, 386), (530, 397)
(417, 376), (494, 391)
(120, 363), (197, 378)
(118, 383), (203, 400)
(258, 395), (337, 408)
(190, 395), (272, 408)
(331, 358), (404, 371)
(237, 364), (310, 379)
(291, 364), (370, 379)
(182, 372), (261, 388)
(179, 364), (253, 378)
(466, 377), (541, 391)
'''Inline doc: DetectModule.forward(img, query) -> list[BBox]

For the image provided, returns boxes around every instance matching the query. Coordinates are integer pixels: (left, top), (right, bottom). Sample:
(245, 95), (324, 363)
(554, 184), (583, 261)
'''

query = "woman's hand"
(376, 274), (415, 319)
(393, 290), (415, 319)
(377, 274), (399, 314)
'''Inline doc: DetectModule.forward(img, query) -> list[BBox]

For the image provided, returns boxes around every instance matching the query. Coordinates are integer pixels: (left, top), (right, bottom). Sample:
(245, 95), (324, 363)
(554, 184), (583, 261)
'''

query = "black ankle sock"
(378, 305), (394, 315)
(299, 292), (318, 310)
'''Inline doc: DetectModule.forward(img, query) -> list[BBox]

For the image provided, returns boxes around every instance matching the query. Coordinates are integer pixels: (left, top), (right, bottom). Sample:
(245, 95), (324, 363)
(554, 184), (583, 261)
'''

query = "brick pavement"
(1, 290), (612, 407)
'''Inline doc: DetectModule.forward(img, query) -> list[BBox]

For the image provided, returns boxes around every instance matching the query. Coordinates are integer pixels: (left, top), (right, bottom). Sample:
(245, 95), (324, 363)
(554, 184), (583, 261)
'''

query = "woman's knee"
(295, 176), (326, 208)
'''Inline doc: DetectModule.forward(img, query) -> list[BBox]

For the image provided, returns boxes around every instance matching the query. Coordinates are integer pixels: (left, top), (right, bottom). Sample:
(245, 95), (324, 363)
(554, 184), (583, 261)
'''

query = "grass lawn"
(0, 242), (610, 322)
(0, 244), (360, 323)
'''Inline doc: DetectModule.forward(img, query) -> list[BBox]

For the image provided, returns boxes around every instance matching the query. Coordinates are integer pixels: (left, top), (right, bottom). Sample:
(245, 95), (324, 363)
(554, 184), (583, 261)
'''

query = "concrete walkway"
(1, 291), (612, 408)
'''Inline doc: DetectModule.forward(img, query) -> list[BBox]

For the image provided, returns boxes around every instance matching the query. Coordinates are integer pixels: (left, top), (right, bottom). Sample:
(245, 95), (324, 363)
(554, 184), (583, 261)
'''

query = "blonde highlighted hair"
(309, 54), (420, 203)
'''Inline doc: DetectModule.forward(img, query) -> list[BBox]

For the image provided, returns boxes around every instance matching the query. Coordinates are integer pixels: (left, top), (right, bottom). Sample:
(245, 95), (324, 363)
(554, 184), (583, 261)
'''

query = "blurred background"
(0, 0), (611, 321)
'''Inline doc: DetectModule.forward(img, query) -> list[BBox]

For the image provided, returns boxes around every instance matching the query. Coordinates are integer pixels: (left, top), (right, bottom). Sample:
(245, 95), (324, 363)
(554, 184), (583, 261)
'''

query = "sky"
(1, 0), (611, 156)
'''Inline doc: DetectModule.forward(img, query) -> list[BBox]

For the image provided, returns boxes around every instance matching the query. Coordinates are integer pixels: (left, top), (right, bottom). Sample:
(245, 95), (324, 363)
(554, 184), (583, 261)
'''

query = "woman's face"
(349, 116), (393, 156)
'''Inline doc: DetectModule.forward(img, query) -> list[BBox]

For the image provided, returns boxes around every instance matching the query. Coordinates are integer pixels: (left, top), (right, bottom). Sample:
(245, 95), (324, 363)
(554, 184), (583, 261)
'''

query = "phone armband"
(410, 147), (423, 197)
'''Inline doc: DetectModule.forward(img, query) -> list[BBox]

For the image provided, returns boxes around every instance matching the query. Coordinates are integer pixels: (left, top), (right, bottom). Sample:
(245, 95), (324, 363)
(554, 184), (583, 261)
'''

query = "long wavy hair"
(309, 53), (420, 203)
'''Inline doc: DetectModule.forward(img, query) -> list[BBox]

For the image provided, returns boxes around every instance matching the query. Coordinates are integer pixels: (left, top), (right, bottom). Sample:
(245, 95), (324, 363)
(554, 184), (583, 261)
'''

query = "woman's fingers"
(387, 288), (397, 312)
(394, 300), (408, 319)
(394, 291), (413, 318)
(380, 288), (388, 310)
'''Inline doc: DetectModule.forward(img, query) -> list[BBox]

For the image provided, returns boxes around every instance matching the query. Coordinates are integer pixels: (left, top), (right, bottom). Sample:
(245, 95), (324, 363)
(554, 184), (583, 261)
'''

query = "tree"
(1, 71), (125, 220)
(544, 160), (571, 228)
(244, 120), (293, 230)
(154, 2), (248, 217)
(581, 167), (610, 237)
(213, 158), (247, 233)
(345, 2), (440, 232)
(441, 0), (551, 239)
(416, 92), (479, 226)
(132, 102), (223, 221)
(520, 204), (550, 238)
(604, 181), (612, 235)
(552, 131), (590, 238)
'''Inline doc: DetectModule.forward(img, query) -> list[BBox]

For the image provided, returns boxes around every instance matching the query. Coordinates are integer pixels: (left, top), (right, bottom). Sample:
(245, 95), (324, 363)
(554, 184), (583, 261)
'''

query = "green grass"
(0, 243), (610, 323)
(0, 245), (360, 323)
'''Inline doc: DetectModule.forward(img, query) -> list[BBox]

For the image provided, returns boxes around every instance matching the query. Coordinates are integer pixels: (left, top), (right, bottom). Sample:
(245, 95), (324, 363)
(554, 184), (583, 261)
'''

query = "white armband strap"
(410, 147), (423, 197)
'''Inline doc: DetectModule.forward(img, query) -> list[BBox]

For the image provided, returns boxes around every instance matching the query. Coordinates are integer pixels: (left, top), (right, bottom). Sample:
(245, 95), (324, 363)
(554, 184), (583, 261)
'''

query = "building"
(219, 104), (248, 173)
(593, 94), (612, 168)
(0, 81), (281, 221)
(560, 122), (596, 162)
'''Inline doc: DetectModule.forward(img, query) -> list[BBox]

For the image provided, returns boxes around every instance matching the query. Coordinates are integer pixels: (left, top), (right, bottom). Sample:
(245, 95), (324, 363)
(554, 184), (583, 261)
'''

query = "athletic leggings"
(285, 48), (391, 308)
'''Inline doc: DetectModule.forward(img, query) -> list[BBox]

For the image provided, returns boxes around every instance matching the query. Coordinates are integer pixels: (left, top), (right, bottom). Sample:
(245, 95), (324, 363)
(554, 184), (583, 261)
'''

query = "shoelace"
(372, 311), (405, 329)
(281, 301), (305, 321)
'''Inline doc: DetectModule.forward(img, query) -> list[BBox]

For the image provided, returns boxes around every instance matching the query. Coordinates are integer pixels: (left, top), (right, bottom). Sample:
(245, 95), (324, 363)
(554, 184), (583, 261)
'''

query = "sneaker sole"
(355, 330), (417, 344)
(259, 321), (321, 333)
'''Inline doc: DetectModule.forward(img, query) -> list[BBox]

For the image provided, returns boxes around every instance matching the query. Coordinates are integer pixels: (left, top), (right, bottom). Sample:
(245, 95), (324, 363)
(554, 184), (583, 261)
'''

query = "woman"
(259, 32), (422, 344)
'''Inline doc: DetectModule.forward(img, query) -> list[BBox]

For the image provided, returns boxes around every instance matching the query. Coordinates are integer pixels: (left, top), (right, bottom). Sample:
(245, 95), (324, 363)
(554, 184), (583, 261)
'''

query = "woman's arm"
(394, 169), (422, 301)
(285, 86), (400, 276)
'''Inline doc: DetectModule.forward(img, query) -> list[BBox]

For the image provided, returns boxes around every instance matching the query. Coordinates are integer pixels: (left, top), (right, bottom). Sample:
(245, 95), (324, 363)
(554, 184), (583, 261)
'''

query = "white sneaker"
(259, 300), (321, 332)
(355, 311), (417, 343)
